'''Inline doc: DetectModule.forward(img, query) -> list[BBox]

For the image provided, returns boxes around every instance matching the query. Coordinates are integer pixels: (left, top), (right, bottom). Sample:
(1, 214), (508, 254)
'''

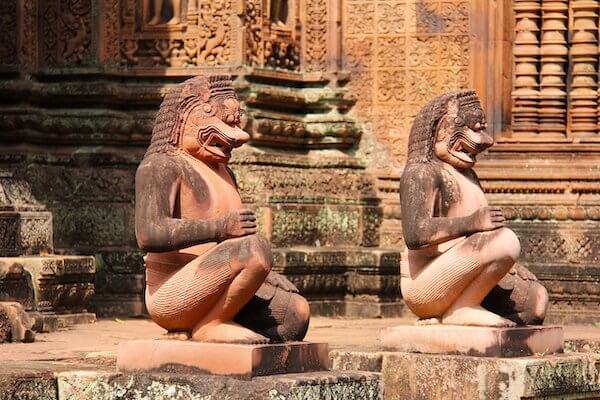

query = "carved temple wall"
(1, 0), (599, 322)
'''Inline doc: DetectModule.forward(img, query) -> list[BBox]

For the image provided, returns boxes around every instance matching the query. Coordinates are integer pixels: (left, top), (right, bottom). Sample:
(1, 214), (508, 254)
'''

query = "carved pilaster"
(512, 0), (541, 136)
(569, 0), (598, 138)
(19, 0), (39, 72)
(100, 0), (120, 65)
(538, 0), (568, 136)
(304, 0), (328, 72)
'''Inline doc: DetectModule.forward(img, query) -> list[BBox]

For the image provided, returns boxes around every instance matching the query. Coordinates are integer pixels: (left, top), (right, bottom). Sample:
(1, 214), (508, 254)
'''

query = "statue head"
(407, 90), (493, 169)
(145, 74), (250, 164)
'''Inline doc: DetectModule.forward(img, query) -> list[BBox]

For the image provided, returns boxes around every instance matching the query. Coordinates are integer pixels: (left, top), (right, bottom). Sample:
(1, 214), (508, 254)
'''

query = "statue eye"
(474, 122), (481, 130)
(454, 117), (464, 126)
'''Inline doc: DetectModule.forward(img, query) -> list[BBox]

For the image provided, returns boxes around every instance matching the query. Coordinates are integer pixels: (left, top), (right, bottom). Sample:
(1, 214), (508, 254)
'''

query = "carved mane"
(144, 74), (235, 158)
(406, 90), (481, 165)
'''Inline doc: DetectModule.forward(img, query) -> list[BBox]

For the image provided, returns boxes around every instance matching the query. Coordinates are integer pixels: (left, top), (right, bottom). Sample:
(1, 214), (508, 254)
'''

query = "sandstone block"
(381, 324), (563, 357)
(117, 340), (330, 379)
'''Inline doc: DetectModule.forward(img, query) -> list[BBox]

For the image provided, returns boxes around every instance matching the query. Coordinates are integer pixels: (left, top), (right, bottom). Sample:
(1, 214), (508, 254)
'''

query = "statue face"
(434, 98), (493, 169)
(181, 97), (250, 164)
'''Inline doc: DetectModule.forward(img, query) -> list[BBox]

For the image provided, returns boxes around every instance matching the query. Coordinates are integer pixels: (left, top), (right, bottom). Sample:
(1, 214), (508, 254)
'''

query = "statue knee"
(238, 234), (273, 276)
(281, 294), (310, 341)
(491, 227), (521, 267)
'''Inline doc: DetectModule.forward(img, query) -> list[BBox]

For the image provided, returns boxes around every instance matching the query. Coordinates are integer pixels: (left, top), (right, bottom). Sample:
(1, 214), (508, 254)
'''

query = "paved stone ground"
(2, 317), (600, 367)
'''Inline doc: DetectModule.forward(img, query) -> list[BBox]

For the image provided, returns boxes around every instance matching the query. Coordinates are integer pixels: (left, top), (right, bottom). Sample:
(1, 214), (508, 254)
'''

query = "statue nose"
(231, 127), (251, 147)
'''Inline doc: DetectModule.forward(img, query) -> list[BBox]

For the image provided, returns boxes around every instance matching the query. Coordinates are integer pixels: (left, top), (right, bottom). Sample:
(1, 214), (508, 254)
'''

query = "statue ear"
(199, 102), (218, 117)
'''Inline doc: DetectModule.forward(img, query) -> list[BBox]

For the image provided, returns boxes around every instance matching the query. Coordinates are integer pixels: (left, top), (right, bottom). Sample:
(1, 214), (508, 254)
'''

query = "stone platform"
(0, 366), (381, 400)
(381, 325), (564, 357)
(117, 340), (330, 379)
(332, 350), (600, 399)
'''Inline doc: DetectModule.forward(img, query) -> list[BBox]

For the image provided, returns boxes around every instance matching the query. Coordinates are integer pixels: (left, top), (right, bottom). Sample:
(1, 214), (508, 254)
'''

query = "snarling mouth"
(449, 134), (488, 165)
(451, 140), (476, 164)
(199, 126), (236, 160)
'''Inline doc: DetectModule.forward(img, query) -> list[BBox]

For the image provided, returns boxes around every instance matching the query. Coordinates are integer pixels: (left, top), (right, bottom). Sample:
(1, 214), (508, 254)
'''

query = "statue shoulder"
(400, 162), (443, 189)
(137, 153), (183, 180)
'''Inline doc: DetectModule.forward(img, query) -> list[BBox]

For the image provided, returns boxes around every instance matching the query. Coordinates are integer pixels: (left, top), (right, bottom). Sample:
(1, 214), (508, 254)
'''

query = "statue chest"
(441, 167), (488, 217)
(178, 156), (243, 220)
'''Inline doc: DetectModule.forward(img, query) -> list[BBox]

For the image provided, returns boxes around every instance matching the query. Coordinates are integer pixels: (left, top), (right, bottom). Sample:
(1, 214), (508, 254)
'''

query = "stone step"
(331, 350), (600, 399)
(0, 368), (381, 400)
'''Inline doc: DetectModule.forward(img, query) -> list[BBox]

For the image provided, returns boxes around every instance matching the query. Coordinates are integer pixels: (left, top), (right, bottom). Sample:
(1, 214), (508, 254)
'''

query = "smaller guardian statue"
(399, 90), (549, 326)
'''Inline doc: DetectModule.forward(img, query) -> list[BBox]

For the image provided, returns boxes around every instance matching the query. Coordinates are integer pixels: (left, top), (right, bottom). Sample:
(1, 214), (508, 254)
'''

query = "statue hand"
(470, 206), (504, 232)
(222, 209), (257, 238)
(265, 271), (299, 293)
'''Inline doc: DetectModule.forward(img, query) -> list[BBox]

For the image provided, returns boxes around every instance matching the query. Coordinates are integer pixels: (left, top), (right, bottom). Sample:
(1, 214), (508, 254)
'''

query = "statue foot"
(147, 16), (161, 25)
(192, 321), (270, 344)
(442, 306), (517, 327)
(166, 16), (181, 25)
(415, 317), (441, 326)
(163, 331), (191, 340)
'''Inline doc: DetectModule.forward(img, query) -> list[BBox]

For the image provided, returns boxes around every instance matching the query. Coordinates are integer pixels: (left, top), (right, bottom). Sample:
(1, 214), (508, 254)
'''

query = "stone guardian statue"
(399, 90), (549, 327)
(135, 75), (310, 343)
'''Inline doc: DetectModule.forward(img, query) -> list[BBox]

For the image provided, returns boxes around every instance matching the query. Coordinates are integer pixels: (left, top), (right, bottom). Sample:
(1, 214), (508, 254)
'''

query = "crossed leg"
(235, 272), (310, 343)
(145, 234), (273, 344)
(402, 227), (521, 327)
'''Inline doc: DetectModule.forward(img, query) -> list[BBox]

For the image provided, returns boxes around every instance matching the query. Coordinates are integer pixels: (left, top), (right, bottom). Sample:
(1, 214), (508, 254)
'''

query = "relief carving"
(120, 0), (233, 68)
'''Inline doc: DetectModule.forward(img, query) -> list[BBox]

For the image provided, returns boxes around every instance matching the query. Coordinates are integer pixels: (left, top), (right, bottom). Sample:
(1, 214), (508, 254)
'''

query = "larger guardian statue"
(400, 90), (549, 326)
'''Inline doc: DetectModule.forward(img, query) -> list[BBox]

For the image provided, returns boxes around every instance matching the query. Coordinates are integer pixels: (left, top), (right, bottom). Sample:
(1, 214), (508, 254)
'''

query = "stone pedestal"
(0, 171), (96, 334)
(117, 340), (330, 380)
(381, 325), (564, 357)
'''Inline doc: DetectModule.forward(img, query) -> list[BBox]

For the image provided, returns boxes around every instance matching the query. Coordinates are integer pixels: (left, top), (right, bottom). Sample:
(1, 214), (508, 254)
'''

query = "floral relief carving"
(343, 0), (472, 161)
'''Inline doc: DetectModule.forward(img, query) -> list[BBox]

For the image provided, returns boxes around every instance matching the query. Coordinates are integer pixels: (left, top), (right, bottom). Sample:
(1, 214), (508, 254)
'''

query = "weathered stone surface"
(57, 370), (382, 400)
(0, 211), (53, 257)
(381, 325), (564, 357)
(0, 301), (34, 343)
(331, 350), (600, 399)
(117, 341), (329, 379)
(0, 373), (56, 400)
(28, 312), (96, 333)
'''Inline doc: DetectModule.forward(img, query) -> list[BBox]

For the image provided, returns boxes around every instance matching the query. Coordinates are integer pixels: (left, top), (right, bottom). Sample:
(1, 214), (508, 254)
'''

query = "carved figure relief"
(145, 0), (183, 25)
(119, 0), (233, 68)
(39, 0), (92, 67)
(399, 91), (549, 326)
(135, 75), (310, 343)
(244, 0), (301, 71)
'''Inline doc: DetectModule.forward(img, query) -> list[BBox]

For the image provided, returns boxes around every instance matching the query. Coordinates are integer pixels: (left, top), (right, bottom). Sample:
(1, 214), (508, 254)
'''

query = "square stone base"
(117, 340), (329, 379)
(381, 325), (563, 357)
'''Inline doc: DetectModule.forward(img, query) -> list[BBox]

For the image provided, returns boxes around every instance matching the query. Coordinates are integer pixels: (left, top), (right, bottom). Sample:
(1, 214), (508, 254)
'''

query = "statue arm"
(135, 157), (226, 252)
(400, 166), (476, 250)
